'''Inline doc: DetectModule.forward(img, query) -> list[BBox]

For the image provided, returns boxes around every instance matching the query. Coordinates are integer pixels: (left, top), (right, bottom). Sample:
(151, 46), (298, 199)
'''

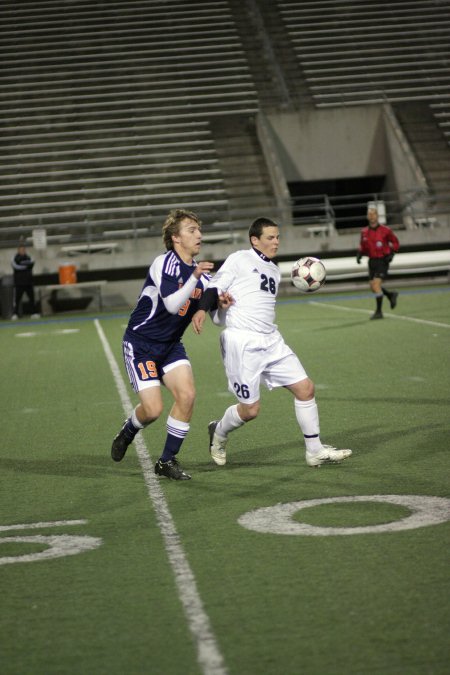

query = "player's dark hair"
(248, 217), (279, 242)
(162, 208), (202, 250)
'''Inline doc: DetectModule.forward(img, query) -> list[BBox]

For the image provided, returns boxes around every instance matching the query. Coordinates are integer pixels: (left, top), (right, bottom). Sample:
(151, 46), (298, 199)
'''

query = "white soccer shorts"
(219, 328), (308, 404)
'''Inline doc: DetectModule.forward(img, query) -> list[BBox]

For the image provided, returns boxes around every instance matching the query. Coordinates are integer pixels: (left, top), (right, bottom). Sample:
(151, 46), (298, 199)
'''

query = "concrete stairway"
(393, 102), (450, 212)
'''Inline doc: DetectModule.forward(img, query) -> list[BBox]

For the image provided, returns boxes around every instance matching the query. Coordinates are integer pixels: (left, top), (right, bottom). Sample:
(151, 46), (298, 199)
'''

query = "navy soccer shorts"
(122, 336), (190, 392)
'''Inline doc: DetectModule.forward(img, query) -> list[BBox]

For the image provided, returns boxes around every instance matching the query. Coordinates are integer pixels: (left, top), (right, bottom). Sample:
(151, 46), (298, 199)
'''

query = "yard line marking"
(14, 329), (80, 337)
(0, 519), (87, 532)
(309, 301), (450, 329)
(94, 319), (227, 675)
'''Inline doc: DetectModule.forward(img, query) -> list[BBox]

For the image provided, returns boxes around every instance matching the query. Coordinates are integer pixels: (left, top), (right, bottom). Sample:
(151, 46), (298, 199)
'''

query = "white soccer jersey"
(209, 248), (280, 334)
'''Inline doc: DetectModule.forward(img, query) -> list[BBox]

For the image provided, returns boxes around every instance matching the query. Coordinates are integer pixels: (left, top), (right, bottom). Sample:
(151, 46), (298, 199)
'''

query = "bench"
(201, 232), (242, 244)
(60, 243), (119, 256)
(415, 218), (439, 229)
(37, 281), (107, 316)
(306, 225), (332, 238)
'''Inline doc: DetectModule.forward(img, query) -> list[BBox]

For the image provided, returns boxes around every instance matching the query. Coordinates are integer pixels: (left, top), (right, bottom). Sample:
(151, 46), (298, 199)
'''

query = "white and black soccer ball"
(291, 256), (326, 293)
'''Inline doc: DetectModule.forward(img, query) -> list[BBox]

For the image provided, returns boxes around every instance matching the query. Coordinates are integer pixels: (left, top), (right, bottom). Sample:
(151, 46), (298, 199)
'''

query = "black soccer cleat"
(370, 311), (383, 320)
(154, 458), (192, 480)
(111, 427), (132, 462)
(389, 291), (399, 309)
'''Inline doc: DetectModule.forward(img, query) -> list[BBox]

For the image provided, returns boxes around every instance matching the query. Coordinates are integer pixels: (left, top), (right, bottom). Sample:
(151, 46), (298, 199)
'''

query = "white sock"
(217, 405), (245, 438)
(166, 415), (190, 439)
(131, 406), (145, 429)
(294, 398), (322, 452)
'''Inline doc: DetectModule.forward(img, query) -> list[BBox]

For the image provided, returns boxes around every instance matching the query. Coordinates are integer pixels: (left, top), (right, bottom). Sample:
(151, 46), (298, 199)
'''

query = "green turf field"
(1, 286), (449, 675)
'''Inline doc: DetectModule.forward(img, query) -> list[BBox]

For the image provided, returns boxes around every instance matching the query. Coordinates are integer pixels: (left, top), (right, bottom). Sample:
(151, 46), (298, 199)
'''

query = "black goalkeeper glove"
(356, 254), (362, 264)
(387, 253), (395, 263)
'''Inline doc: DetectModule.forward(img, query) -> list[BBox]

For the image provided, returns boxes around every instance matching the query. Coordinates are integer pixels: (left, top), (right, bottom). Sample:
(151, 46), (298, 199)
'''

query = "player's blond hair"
(162, 209), (202, 250)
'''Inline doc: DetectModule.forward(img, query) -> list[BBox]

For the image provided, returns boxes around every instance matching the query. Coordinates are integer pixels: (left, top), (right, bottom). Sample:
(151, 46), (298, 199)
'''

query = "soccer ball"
(291, 256), (326, 293)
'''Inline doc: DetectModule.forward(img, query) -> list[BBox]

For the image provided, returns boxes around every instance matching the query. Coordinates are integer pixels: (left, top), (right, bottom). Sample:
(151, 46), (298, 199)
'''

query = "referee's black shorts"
(368, 256), (390, 280)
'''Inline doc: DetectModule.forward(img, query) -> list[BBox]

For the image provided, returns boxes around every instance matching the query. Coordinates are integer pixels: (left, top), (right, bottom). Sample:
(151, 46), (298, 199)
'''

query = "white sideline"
(309, 301), (450, 329)
(94, 319), (227, 675)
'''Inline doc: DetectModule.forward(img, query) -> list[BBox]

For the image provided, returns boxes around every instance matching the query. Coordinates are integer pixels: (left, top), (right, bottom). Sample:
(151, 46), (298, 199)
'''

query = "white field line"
(94, 319), (227, 675)
(0, 519), (86, 531)
(309, 301), (450, 329)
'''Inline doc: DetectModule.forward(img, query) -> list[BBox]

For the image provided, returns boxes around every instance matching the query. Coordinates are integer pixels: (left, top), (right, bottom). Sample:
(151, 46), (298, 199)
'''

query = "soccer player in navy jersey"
(111, 209), (215, 480)
(192, 217), (352, 468)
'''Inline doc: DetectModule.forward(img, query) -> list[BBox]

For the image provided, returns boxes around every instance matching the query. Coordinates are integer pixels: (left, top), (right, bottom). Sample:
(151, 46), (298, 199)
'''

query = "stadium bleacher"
(0, 0), (262, 239)
(0, 0), (449, 291)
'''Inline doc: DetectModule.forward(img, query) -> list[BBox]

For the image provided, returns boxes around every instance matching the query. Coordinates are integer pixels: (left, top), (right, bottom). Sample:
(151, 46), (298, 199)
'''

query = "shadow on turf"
(0, 455), (144, 478)
(191, 418), (447, 475)
(6, 419), (441, 480)
(192, 440), (325, 473)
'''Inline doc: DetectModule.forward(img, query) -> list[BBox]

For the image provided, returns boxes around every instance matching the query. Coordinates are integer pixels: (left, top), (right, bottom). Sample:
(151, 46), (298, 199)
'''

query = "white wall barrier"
(278, 250), (450, 282)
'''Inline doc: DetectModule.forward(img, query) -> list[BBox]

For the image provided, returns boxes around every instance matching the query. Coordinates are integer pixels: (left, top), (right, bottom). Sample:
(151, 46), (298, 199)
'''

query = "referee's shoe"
(389, 291), (399, 309)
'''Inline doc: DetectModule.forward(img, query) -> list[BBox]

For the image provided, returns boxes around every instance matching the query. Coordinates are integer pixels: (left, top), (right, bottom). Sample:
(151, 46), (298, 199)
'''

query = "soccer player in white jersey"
(192, 217), (352, 468)
(110, 209), (215, 480)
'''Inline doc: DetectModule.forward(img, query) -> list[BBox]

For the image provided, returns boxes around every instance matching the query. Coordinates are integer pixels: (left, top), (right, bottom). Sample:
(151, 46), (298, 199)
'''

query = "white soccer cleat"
(305, 444), (352, 467)
(208, 420), (227, 466)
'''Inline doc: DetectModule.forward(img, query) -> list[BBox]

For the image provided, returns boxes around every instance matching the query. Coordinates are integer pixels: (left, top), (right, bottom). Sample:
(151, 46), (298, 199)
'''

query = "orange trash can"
(58, 263), (77, 285)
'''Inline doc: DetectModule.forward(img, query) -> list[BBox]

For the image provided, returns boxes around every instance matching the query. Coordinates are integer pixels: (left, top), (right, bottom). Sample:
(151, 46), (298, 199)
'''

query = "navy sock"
(160, 416), (189, 462)
(122, 417), (139, 441)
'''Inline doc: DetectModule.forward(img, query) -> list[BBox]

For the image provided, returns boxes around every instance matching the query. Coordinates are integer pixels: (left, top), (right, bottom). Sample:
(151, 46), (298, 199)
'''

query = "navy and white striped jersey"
(125, 250), (209, 344)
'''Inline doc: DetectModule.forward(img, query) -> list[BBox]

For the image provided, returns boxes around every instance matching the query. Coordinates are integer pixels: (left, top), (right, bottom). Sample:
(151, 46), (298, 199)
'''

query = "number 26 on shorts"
(233, 382), (250, 399)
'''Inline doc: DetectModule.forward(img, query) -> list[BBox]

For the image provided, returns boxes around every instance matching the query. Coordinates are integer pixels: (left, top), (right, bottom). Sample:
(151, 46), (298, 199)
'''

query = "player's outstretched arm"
(192, 309), (207, 334)
(192, 286), (219, 334)
(218, 291), (234, 310)
(193, 261), (214, 278)
(192, 290), (234, 333)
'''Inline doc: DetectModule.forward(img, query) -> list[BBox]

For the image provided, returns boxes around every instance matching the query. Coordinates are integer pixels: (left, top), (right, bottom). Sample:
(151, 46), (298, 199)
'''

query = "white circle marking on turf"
(0, 534), (102, 564)
(0, 519), (102, 564)
(238, 495), (450, 536)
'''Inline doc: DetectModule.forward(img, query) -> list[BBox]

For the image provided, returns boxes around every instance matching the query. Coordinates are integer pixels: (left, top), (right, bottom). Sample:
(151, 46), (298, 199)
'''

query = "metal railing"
(0, 186), (449, 251)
